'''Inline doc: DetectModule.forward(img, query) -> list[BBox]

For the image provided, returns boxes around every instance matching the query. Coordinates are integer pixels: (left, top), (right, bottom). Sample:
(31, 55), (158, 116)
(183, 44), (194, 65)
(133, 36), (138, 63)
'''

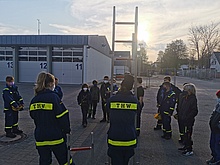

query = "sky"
(0, 0), (220, 62)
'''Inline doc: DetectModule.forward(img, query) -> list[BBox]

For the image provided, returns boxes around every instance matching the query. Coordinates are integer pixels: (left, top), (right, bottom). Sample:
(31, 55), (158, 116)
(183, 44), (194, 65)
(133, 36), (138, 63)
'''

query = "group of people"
(2, 72), (220, 165)
(154, 76), (198, 156)
(2, 73), (74, 165)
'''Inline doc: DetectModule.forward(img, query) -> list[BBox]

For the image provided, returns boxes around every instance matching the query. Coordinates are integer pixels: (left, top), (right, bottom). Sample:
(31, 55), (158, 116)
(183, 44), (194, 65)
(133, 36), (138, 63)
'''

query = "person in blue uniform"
(54, 77), (63, 100)
(2, 76), (24, 138)
(207, 90), (220, 164)
(77, 83), (91, 127)
(136, 77), (144, 136)
(29, 72), (74, 165)
(106, 74), (139, 165)
(160, 82), (176, 140)
(154, 76), (181, 130)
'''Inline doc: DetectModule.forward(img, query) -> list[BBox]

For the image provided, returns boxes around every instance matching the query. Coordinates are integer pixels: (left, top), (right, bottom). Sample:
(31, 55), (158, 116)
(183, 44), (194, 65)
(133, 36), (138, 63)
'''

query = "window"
(38, 51), (47, 55)
(73, 52), (83, 56)
(63, 57), (72, 62)
(52, 57), (62, 62)
(63, 51), (72, 56)
(38, 57), (47, 61)
(19, 57), (28, 61)
(52, 51), (62, 56)
(0, 51), (5, 55)
(29, 51), (37, 56)
(73, 58), (83, 62)
(6, 51), (13, 55)
(29, 57), (37, 61)
(19, 51), (28, 55)
(0, 56), (5, 61)
(6, 57), (13, 61)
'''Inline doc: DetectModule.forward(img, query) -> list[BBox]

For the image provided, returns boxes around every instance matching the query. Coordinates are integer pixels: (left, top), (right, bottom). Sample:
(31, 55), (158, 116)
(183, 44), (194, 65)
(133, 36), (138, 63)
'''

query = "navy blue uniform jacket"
(29, 89), (70, 147)
(106, 91), (139, 149)
(2, 84), (24, 112)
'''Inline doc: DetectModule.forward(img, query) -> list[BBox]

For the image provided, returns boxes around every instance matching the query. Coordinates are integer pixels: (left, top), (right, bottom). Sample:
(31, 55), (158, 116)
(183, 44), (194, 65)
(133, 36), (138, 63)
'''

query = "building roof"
(0, 35), (89, 46)
(213, 52), (220, 64)
(0, 35), (111, 56)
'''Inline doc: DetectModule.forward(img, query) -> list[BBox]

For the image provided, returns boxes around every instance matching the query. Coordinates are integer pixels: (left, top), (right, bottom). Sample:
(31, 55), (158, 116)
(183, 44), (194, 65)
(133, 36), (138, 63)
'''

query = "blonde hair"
(183, 83), (196, 95)
(34, 72), (55, 95)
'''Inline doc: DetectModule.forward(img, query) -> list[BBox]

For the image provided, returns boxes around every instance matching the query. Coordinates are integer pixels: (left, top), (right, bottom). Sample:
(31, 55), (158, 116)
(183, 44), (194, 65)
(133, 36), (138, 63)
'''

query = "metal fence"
(179, 69), (219, 79)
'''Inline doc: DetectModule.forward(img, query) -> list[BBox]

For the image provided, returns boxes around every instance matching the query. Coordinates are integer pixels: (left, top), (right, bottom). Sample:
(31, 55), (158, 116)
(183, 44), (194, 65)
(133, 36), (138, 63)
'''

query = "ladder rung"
(115, 40), (132, 43)
(115, 57), (132, 60)
(115, 22), (135, 25)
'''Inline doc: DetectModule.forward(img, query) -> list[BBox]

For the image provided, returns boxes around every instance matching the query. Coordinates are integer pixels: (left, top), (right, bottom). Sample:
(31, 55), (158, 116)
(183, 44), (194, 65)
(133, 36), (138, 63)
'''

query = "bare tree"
(188, 22), (220, 68)
(189, 26), (201, 67)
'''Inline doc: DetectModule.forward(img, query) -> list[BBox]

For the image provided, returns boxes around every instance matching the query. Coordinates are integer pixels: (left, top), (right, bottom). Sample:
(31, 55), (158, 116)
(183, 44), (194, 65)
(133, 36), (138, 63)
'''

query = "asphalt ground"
(0, 75), (219, 165)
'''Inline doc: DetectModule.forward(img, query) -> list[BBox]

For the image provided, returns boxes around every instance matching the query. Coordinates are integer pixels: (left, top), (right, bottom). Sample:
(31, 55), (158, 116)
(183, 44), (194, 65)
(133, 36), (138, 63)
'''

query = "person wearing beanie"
(106, 74), (140, 165)
(207, 90), (220, 164)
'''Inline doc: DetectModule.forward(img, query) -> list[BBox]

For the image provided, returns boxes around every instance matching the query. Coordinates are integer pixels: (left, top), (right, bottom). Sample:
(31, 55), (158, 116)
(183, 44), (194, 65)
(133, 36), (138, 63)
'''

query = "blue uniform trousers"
(108, 148), (134, 165)
(210, 132), (220, 162)
(37, 142), (74, 165)
(4, 110), (19, 132)
(161, 113), (172, 136)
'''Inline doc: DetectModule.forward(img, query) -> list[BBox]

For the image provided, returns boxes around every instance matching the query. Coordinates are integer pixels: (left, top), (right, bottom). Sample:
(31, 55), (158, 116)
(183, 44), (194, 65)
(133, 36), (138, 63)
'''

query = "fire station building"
(0, 35), (111, 84)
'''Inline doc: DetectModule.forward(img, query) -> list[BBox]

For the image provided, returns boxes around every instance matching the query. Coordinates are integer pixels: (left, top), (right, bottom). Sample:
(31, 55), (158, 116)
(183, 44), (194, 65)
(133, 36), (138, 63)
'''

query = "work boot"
(206, 157), (215, 164)
(182, 150), (193, 156)
(178, 146), (187, 151)
(6, 132), (16, 138)
(209, 160), (220, 165)
(12, 128), (23, 134)
(87, 114), (91, 119)
(100, 119), (106, 123)
(161, 135), (171, 140)
(136, 130), (140, 136)
(154, 125), (162, 130)
(178, 137), (184, 144)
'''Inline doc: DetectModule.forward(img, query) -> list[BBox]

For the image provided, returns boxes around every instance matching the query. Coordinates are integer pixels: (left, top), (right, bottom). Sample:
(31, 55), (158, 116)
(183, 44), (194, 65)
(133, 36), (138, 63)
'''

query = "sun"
(138, 26), (149, 43)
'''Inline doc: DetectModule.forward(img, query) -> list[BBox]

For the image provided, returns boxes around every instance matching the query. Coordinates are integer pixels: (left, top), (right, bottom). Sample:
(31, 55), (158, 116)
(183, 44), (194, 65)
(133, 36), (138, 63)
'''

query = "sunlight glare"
(138, 25), (149, 43)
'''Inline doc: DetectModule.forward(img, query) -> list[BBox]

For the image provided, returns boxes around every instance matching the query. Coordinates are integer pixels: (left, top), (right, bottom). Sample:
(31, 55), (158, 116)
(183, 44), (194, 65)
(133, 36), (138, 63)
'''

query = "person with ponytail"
(29, 72), (74, 165)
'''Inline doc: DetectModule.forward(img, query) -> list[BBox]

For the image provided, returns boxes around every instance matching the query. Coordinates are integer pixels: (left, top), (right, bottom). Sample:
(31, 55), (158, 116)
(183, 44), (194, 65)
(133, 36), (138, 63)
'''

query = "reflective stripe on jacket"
(29, 89), (71, 147)
(106, 91), (139, 149)
(2, 85), (23, 111)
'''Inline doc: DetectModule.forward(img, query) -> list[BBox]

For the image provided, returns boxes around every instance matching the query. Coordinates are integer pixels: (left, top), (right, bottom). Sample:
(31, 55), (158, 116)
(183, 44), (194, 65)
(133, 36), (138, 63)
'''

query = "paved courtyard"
(0, 75), (219, 165)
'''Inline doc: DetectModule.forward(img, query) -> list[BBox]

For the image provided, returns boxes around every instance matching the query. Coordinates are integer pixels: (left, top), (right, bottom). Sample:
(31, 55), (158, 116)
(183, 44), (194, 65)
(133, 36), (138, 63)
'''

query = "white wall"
(84, 47), (111, 83)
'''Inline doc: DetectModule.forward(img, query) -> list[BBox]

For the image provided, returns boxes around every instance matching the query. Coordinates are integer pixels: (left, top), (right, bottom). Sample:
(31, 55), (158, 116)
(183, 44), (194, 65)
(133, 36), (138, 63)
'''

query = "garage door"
(52, 47), (83, 84)
(0, 47), (13, 81)
(18, 47), (47, 83)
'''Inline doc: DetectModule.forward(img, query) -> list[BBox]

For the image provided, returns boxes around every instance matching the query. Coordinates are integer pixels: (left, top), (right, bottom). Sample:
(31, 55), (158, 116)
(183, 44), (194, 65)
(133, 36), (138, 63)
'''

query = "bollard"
(67, 134), (70, 165)
(91, 132), (94, 165)
(69, 132), (94, 165)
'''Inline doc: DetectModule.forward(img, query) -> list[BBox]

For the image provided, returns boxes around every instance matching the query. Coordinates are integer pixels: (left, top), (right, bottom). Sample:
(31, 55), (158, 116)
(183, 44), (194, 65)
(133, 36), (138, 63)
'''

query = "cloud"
(0, 23), (34, 34)
(1, 0), (220, 62)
